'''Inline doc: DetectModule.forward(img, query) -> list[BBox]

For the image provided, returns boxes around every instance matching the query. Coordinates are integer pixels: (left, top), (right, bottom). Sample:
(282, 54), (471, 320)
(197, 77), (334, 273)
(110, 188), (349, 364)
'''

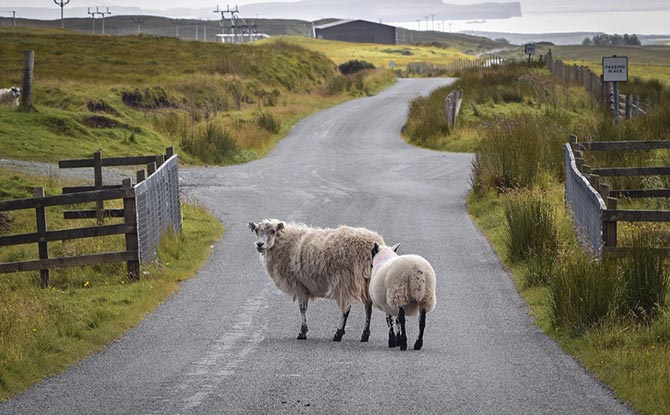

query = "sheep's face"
(248, 220), (284, 253)
(10, 87), (20, 98)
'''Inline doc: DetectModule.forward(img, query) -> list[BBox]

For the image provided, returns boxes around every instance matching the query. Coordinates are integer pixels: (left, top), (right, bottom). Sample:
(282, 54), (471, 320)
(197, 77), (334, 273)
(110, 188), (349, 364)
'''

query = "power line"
(130, 15), (147, 35)
(87, 7), (111, 35)
(54, 0), (70, 29)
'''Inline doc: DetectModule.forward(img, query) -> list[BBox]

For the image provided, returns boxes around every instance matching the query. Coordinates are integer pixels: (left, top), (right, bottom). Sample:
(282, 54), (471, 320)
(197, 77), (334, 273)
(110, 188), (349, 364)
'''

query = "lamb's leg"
(333, 304), (351, 341)
(397, 307), (407, 351)
(386, 314), (397, 348)
(414, 309), (426, 350)
(297, 298), (309, 340)
(361, 301), (372, 342)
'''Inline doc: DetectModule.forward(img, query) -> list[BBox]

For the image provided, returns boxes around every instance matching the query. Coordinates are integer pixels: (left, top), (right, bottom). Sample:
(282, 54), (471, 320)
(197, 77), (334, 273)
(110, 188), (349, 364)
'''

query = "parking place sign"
(602, 56), (628, 82)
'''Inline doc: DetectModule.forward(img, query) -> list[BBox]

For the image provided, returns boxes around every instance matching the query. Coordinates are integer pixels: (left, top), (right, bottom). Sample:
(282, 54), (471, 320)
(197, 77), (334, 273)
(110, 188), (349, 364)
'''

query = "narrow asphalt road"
(0, 78), (634, 414)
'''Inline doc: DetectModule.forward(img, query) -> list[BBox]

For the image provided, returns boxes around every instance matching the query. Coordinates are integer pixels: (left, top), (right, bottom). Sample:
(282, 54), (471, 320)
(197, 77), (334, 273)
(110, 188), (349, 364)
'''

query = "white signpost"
(602, 56), (628, 124)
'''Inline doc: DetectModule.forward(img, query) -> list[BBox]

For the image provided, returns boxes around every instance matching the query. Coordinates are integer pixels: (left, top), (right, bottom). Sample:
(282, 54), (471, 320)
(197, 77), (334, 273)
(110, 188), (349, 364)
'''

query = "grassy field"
(538, 44), (670, 85)
(0, 27), (394, 165)
(261, 35), (474, 70)
(0, 168), (224, 400)
(403, 62), (670, 415)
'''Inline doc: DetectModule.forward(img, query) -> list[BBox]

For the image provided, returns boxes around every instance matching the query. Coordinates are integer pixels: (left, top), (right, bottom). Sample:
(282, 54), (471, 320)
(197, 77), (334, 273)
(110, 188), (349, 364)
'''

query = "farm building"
(314, 20), (396, 45)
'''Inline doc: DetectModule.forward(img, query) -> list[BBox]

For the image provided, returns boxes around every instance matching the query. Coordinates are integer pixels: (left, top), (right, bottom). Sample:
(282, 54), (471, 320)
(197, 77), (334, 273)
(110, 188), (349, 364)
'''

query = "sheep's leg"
(397, 307), (407, 351)
(297, 298), (309, 340)
(386, 314), (397, 348)
(414, 309), (426, 350)
(333, 304), (351, 342)
(360, 302), (372, 342)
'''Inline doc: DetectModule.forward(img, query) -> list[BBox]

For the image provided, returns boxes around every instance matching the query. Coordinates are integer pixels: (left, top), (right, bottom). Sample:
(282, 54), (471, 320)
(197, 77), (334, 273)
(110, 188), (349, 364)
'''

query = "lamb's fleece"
(258, 219), (384, 310)
(370, 247), (436, 316)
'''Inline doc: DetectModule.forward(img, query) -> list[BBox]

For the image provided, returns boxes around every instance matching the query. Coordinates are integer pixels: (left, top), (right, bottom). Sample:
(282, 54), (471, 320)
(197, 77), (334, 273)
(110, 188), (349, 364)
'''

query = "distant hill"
(467, 31), (670, 46)
(0, 16), (509, 53)
(3, 1), (522, 22)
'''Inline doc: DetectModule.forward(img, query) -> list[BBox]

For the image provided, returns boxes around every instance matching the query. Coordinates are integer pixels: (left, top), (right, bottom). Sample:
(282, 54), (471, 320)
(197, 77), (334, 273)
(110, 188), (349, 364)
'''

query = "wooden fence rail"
(59, 147), (172, 225)
(0, 179), (139, 287)
(568, 135), (670, 254)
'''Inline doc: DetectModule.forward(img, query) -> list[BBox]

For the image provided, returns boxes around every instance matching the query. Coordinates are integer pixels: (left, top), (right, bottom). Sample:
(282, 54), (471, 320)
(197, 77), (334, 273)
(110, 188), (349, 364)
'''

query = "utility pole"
(214, 4), (239, 43)
(88, 7), (111, 34)
(431, 14), (435, 31)
(416, 19), (420, 31)
(169, 18), (181, 38)
(54, 0), (70, 29)
(425, 16), (429, 31)
(131, 15), (147, 35)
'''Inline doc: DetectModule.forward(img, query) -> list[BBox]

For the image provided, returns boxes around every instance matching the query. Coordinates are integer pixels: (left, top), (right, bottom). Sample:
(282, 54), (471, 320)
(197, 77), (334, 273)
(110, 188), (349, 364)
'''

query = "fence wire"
(564, 144), (606, 255)
(134, 155), (182, 263)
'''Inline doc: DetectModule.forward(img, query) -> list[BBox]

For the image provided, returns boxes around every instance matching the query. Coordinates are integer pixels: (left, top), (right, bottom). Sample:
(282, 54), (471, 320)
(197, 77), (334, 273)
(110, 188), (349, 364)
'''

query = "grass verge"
(0, 170), (223, 400)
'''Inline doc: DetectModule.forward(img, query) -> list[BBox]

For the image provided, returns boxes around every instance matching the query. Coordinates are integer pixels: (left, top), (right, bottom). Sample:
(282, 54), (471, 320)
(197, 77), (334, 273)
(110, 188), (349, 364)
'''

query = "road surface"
(0, 78), (633, 414)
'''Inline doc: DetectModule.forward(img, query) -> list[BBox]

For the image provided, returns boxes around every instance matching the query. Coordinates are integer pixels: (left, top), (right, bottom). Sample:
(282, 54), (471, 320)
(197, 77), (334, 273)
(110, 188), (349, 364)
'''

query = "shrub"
(338, 60), (375, 75)
(256, 111), (281, 134)
(550, 254), (619, 336)
(181, 122), (238, 164)
(502, 190), (558, 266)
(619, 227), (670, 319)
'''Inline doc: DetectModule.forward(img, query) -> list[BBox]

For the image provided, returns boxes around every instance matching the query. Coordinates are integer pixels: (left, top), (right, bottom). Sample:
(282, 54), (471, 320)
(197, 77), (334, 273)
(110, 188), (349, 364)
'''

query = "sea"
(392, 10), (670, 37)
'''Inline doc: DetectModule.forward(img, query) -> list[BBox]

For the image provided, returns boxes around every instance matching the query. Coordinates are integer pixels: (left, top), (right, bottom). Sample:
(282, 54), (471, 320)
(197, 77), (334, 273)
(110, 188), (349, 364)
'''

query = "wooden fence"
(568, 136), (670, 254)
(0, 147), (179, 287)
(445, 89), (463, 129)
(0, 179), (139, 287)
(545, 49), (651, 122)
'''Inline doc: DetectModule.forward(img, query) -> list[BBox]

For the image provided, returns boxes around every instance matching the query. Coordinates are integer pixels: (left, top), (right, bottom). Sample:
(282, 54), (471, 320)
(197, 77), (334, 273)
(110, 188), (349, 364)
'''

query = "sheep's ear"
(371, 242), (379, 258)
(391, 243), (400, 253)
(248, 222), (257, 232)
(276, 222), (285, 232)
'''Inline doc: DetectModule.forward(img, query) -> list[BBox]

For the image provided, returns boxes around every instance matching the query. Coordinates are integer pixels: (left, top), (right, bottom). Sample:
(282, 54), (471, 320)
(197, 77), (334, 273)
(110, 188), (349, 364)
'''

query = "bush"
(619, 228), (670, 319)
(181, 122), (239, 164)
(503, 190), (558, 263)
(338, 60), (375, 75)
(550, 254), (619, 336)
(256, 111), (281, 134)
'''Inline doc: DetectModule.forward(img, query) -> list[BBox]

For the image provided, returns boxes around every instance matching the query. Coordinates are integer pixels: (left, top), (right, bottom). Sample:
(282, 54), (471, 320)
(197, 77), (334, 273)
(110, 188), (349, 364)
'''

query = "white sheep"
(370, 242), (436, 351)
(0, 87), (20, 106)
(249, 219), (384, 342)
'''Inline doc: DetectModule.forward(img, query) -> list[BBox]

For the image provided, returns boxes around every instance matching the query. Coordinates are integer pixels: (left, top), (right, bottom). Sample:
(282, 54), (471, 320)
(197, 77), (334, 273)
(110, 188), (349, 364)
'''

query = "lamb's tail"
(387, 268), (427, 311)
(408, 269), (427, 304)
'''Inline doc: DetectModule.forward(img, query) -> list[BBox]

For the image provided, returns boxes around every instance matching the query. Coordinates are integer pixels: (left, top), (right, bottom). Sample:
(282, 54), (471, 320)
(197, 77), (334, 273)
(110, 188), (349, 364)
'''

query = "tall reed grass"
(549, 253), (620, 336)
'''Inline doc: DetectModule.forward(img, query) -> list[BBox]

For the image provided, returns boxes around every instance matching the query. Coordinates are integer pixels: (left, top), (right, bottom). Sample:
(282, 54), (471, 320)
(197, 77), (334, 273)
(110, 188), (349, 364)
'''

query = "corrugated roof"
(313, 20), (354, 30)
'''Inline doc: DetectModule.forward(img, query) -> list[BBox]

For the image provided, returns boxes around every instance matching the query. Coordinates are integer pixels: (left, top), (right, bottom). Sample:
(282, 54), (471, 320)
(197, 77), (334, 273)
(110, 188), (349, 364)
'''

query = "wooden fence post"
(147, 161), (157, 176)
(94, 150), (104, 225)
(20, 49), (34, 112)
(136, 169), (146, 184)
(625, 94), (632, 120)
(122, 178), (139, 281)
(34, 187), (49, 288)
(604, 196), (618, 250)
(165, 146), (175, 159)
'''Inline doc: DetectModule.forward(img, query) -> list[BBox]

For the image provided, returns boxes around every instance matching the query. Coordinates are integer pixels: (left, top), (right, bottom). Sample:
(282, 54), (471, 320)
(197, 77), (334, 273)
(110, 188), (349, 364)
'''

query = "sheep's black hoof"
(388, 332), (397, 348)
(333, 329), (345, 341)
(297, 325), (308, 340)
(360, 329), (370, 342)
(413, 339), (423, 350)
(399, 335), (407, 351)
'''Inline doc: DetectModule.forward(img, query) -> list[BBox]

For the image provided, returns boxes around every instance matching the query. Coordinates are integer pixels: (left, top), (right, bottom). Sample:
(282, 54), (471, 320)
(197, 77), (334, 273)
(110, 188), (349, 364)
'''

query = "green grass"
(403, 58), (670, 414)
(537, 44), (670, 85)
(262, 35), (474, 71)
(0, 169), (224, 400)
(0, 27), (395, 165)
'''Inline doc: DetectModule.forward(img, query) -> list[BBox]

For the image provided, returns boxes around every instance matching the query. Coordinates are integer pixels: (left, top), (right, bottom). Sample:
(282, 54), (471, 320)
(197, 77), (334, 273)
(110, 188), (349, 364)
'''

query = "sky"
(3, 0), (670, 34)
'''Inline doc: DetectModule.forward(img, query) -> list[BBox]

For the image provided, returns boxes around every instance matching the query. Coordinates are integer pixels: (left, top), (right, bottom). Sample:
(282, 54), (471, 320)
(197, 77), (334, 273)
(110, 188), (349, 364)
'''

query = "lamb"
(0, 87), (20, 106)
(248, 219), (384, 342)
(370, 242), (436, 351)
